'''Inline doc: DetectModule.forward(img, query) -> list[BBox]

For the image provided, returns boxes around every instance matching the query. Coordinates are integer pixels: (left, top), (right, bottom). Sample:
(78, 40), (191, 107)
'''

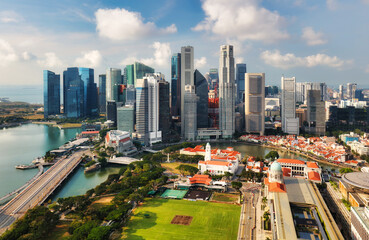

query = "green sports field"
(123, 198), (240, 240)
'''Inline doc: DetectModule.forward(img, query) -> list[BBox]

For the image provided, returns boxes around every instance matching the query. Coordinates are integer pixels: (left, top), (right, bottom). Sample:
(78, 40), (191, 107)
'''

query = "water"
(0, 85), (43, 104)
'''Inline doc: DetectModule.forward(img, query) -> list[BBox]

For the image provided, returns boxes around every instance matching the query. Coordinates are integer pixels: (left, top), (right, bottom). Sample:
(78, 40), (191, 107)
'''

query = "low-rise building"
(105, 130), (137, 155)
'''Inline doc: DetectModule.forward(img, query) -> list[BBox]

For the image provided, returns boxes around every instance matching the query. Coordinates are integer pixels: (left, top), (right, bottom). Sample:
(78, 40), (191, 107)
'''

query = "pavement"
(0, 149), (89, 234)
(238, 182), (261, 240)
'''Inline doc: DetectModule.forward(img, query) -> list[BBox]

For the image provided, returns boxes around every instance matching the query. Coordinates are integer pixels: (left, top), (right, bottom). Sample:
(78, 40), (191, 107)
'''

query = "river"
(0, 125), (336, 202)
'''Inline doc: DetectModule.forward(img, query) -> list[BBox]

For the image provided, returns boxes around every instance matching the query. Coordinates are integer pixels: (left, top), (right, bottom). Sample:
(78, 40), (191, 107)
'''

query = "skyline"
(1, 0), (369, 87)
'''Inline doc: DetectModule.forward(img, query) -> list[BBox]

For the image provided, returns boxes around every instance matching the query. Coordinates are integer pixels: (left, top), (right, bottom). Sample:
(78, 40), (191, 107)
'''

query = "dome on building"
(270, 161), (282, 172)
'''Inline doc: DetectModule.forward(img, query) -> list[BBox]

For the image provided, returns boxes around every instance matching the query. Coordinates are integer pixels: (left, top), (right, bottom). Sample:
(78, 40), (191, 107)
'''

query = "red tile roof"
(269, 182), (287, 193)
(308, 171), (321, 181)
(277, 159), (305, 165)
(81, 131), (99, 134)
(282, 167), (291, 177)
(306, 162), (319, 168)
(189, 174), (212, 185)
(198, 161), (232, 166)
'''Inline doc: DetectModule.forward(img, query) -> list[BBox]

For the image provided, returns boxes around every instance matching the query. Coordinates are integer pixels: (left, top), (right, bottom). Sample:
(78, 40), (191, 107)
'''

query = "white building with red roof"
(275, 158), (322, 183)
(105, 130), (137, 154)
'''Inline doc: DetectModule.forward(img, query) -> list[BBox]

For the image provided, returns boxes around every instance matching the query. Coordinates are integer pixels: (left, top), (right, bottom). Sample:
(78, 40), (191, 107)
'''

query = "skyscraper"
(245, 73), (265, 135)
(219, 45), (235, 139)
(106, 68), (122, 102)
(208, 68), (219, 90)
(296, 82), (326, 103)
(236, 63), (247, 103)
(63, 67), (84, 118)
(125, 62), (154, 87)
(79, 67), (98, 116)
(183, 85), (197, 140)
(339, 84), (344, 100)
(347, 83), (357, 99)
(180, 46), (195, 137)
(43, 70), (60, 118)
(106, 100), (118, 126)
(158, 78), (171, 142)
(194, 69), (208, 128)
(171, 53), (181, 117)
(98, 74), (106, 113)
(117, 104), (135, 134)
(306, 90), (325, 136)
(135, 78), (148, 144)
(281, 76), (299, 135)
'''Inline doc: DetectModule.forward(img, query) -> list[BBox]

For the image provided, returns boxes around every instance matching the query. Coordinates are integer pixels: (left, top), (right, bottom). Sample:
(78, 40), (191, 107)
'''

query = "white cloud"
(37, 52), (63, 68)
(326, 0), (338, 10)
(0, 39), (18, 66)
(193, 0), (289, 43)
(235, 57), (245, 64)
(21, 51), (36, 61)
(75, 50), (102, 68)
(120, 42), (171, 69)
(260, 50), (350, 69)
(95, 8), (177, 41)
(302, 27), (327, 46)
(195, 57), (207, 69)
(0, 11), (22, 23)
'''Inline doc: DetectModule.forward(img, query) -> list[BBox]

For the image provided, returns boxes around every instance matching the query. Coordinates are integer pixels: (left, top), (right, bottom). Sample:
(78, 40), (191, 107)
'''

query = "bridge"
(0, 149), (88, 234)
(108, 157), (141, 165)
(142, 147), (159, 153)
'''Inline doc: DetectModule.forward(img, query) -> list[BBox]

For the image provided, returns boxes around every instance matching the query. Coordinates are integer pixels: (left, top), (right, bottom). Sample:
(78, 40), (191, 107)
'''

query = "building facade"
(79, 67), (98, 116)
(307, 90), (326, 135)
(219, 45), (235, 139)
(158, 79), (171, 142)
(245, 73), (265, 135)
(125, 62), (154, 87)
(194, 69), (208, 129)
(43, 70), (60, 118)
(63, 67), (84, 118)
(106, 100), (118, 126)
(135, 78), (149, 144)
(171, 53), (181, 117)
(281, 76), (299, 135)
(98, 74), (106, 113)
(236, 63), (247, 103)
(106, 68), (122, 102)
(183, 85), (197, 140)
(117, 104), (135, 134)
(351, 207), (369, 240)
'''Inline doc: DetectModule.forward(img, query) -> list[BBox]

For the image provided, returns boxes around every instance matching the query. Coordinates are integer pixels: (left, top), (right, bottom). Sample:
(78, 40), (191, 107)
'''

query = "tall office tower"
(106, 100), (118, 126)
(307, 90), (326, 136)
(319, 83), (328, 101)
(171, 53), (181, 117)
(43, 70), (60, 118)
(183, 85), (197, 140)
(63, 67), (84, 118)
(219, 45), (235, 139)
(180, 46), (195, 137)
(208, 68), (219, 90)
(158, 78), (171, 142)
(281, 76), (299, 135)
(106, 68), (122, 102)
(339, 84), (344, 100)
(355, 89), (364, 101)
(295, 82), (305, 103)
(236, 63), (247, 103)
(296, 82), (325, 103)
(125, 62), (155, 87)
(98, 74), (106, 113)
(126, 85), (136, 104)
(245, 73), (265, 135)
(135, 78), (148, 144)
(347, 83), (357, 99)
(118, 84), (126, 104)
(117, 104), (135, 134)
(79, 68), (98, 116)
(194, 69), (209, 128)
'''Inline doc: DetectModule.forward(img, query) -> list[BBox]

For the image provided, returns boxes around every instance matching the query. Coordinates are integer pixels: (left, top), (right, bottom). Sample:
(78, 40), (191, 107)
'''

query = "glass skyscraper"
(79, 67), (98, 116)
(98, 74), (106, 113)
(171, 53), (181, 117)
(194, 69), (208, 128)
(63, 68), (84, 118)
(43, 70), (60, 118)
(106, 68), (122, 102)
(124, 62), (154, 87)
(236, 63), (247, 103)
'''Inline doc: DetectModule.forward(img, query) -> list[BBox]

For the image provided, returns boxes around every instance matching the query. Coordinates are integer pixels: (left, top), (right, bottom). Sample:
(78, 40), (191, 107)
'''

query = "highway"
(0, 149), (88, 234)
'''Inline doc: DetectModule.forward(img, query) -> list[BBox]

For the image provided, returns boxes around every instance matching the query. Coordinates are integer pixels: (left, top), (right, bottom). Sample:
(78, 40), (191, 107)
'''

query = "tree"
(176, 164), (199, 176)
(339, 168), (354, 174)
(265, 151), (279, 160)
(224, 172), (233, 180)
(231, 181), (242, 191)
(87, 226), (111, 240)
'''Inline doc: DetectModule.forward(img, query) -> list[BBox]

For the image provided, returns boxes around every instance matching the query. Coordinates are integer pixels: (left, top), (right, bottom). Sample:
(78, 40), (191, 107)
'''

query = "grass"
(47, 221), (71, 240)
(123, 198), (240, 240)
(24, 114), (44, 120)
(161, 162), (198, 175)
(211, 192), (239, 203)
(56, 123), (82, 128)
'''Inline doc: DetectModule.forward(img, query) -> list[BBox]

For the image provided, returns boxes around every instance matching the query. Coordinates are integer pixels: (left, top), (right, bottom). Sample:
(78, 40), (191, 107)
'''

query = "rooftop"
(277, 159), (305, 165)
(342, 172), (369, 190)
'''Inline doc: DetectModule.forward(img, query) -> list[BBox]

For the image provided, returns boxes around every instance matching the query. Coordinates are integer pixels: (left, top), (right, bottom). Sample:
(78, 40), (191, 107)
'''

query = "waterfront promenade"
(0, 149), (88, 234)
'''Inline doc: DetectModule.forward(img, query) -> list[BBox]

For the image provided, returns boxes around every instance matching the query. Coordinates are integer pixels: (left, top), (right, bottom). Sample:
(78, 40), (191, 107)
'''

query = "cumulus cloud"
(0, 39), (18, 66)
(0, 11), (23, 23)
(37, 52), (63, 68)
(95, 8), (177, 41)
(75, 50), (102, 68)
(302, 27), (327, 46)
(21, 51), (37, 61)
(326, 0), (338, 10)
(193, 0), (289, 43)
(260, 50), (350, 69)
(195, 57), (207, 69)
(121, 42), (171, 68)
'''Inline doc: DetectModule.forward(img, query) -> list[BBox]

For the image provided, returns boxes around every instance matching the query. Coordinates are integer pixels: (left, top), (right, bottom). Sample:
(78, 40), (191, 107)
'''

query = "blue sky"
(0, 0), (369, 88)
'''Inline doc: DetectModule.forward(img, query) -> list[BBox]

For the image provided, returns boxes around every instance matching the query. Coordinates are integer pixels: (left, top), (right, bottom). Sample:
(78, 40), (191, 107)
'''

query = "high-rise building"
(281, 76), (299, 135)
(79, 67), (98, 116)
(98, 74), (106, 113)
(125, 62), (155, 87)
(236, 63), (247, 103)
(117, 104), (135, 134)
(43, 70), (60, 118)
(194, 69), (208, 129)
(106, 68), (122, 102)
(339, 84), (344, 100)
(106, 100), (118, 126)
(158, 78), (171, 142)
(347, 83), (357, 99)
(306, 90), (325, 135)
(219, 45), (235, 139)
(126, 85), (136, 104)
(355, 89), (364, 101)
(171, 53), (181, 117)
(180, 46), (195, 137)
(245, 73), (265, 135)
(208, 68), (219, 90)
(183, 85), (197, 140)
(118, 84), (126, 104)
(135, 78), (148, 144)
(63, 67), (84, 118)
(296, 82), (327, 103)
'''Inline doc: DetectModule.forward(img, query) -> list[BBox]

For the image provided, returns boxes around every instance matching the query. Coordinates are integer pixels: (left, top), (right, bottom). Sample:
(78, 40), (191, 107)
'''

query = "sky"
(0, 0), (369, 88)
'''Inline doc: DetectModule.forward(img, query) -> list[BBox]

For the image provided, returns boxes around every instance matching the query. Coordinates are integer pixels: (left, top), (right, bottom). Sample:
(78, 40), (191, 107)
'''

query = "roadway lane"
(0, 149), (88, 234)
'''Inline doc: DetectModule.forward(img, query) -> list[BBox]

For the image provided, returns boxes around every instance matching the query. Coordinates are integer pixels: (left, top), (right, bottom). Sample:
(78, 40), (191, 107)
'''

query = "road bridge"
(108, 157), (141, 165)
(0, 149), (88, 234)
(142, 147), (159, 153)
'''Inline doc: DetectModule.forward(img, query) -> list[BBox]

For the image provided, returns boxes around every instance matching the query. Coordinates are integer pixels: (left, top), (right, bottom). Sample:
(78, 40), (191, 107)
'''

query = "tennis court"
(161, 189), (188, 199)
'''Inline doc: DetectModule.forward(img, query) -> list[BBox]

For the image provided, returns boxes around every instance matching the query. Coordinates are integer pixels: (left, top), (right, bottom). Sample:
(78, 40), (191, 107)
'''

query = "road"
(238, 183), (261, 240)
(0, 149), (88, 234)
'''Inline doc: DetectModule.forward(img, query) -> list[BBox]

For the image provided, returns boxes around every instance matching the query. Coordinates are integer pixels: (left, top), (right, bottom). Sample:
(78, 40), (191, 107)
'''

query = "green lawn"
(212, 192), (240, 203)
(123, 198), (240, 240)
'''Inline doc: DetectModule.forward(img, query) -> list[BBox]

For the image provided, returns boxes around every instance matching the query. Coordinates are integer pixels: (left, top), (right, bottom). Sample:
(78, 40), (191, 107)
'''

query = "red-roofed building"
(308, 171), (321, 183)
(306, 162), (319, 169)
(268, 182), (287, 193)
(189, 174), (212, 185)
(282, 167), (292, 177)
